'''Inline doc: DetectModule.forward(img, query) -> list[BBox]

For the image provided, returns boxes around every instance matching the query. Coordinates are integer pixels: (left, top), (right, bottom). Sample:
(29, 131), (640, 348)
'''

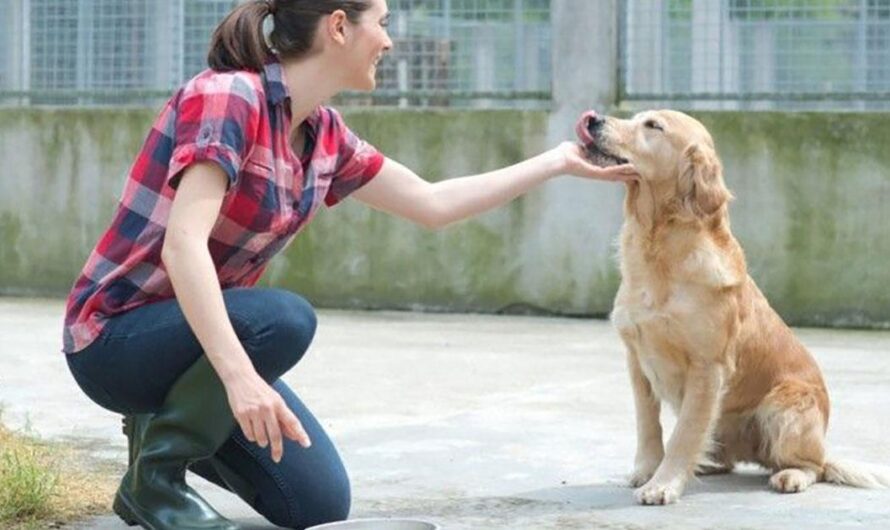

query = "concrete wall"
(1, 108), (889, 328)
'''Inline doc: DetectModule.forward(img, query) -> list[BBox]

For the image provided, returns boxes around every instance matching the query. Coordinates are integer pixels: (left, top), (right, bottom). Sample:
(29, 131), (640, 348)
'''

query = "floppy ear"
(678, 143), (732, 217)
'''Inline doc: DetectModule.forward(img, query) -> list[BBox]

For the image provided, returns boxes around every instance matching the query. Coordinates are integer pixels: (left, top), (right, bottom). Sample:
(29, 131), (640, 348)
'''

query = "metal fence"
(621, 0), (890, 110)
(6, 0), (888, 111)
(344, 0), (551, 107)
(0, 0), (552, 108)
(0, 0), (234, 105)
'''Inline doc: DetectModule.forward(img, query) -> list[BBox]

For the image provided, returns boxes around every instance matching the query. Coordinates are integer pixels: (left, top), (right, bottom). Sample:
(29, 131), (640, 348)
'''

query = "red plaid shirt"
(63, 60), (384, 353)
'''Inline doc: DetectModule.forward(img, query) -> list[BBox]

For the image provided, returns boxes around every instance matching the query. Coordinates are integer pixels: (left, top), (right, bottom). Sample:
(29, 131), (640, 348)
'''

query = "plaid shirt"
(63, 60), (384, 353)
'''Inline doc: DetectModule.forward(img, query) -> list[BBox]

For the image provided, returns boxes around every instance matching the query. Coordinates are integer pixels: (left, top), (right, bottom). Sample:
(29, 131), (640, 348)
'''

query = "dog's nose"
(588, 112), (606, 131)
(576, 110), (604, 145)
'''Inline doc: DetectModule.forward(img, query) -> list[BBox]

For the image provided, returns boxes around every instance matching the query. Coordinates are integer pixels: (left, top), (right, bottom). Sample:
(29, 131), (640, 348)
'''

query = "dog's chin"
(585, 144), (629, 168)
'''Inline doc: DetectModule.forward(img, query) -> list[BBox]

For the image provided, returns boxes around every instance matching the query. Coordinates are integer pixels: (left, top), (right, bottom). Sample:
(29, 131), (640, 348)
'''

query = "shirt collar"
(261, 57), (321, 132)
(262, 58), (289, 106)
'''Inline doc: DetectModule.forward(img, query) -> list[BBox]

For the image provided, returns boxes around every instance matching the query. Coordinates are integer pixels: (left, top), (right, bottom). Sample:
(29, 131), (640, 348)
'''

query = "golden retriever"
(575, 109), (890, 505)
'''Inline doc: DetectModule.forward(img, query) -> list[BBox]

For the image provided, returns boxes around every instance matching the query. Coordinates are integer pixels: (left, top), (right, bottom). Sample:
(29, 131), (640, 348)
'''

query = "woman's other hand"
(224, 370), (311, 462)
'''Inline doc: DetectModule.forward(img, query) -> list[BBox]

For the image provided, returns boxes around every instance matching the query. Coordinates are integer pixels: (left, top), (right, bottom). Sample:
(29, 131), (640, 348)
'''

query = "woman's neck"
(281, 54), (344, 129)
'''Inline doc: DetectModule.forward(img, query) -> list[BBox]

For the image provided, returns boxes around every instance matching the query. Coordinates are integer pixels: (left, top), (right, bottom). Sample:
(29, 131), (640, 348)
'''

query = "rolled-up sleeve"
(166, 75), (262, 190)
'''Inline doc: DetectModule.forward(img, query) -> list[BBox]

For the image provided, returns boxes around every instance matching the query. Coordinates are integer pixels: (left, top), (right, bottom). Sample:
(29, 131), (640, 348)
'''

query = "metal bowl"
(306, 518), (440, 530)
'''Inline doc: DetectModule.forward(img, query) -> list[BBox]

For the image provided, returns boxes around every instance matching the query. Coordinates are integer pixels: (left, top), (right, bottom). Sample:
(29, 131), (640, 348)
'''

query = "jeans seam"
(230, 433), (302, 526)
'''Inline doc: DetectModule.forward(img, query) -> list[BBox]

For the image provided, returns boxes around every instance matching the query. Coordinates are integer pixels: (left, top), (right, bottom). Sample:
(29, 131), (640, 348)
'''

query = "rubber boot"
(122, 414), (258, 515)
(112, 356), (240, 530)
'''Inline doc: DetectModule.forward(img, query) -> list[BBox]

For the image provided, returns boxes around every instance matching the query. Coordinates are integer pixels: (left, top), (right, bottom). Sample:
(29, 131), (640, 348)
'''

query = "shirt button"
(197, 123), (214, 146)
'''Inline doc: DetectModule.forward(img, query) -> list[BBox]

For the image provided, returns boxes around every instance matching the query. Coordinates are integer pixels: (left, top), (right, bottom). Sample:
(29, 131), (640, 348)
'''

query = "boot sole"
(113, 491), (148, 528)
(114, 483), (237, 530)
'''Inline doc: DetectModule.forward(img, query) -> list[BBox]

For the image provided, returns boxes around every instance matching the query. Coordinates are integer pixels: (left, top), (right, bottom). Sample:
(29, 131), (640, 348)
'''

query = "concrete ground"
(2, 297), (890, 530)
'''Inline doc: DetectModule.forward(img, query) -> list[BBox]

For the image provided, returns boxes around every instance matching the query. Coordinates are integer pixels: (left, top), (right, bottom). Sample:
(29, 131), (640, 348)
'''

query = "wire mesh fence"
(338, 0), (552, 107)
(621, 0), (890, 110)
(0, 0), (552, 108)
(5, 0), (888, 111)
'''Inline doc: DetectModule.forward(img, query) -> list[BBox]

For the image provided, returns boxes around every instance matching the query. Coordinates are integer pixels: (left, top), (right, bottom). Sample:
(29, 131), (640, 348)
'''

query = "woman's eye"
(644, 120), (663, 131)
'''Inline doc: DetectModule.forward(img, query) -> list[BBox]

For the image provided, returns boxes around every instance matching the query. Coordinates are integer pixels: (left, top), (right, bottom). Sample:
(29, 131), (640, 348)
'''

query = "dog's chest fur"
(611, 224), (741, 410)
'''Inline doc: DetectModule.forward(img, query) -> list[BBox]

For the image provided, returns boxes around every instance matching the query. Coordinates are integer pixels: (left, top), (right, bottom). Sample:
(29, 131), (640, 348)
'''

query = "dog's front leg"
(635, 362), (723, 505)
(626, 349), (664, 487)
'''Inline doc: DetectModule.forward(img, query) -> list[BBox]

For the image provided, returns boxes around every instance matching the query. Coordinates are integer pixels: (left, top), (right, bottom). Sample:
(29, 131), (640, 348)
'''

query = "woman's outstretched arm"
(352, 142), (638, 229)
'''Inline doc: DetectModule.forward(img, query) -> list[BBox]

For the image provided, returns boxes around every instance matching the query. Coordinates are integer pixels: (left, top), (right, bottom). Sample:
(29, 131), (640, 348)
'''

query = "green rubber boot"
(121, 415), (257, 516)
(122, 413), (152, 469)
(112, 356), (240, 530)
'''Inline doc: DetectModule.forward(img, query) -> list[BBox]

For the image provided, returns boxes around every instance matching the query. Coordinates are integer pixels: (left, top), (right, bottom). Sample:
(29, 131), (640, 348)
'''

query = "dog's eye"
(644, 120), (664, 131)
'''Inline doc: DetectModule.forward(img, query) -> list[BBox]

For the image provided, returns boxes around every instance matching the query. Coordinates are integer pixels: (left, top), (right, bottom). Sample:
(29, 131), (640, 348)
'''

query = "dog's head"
(576, 110), (732, 218)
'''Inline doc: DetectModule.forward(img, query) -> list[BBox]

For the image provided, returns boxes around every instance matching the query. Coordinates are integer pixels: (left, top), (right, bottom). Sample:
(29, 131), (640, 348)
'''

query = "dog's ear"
(678, 143), (732, 217)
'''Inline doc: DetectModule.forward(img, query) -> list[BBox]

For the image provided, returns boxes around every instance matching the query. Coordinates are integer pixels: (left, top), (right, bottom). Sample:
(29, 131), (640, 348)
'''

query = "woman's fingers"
(251, 413), (269, 449)
(595, 163), (640, 181)
(263, 410), (285, 463)
(563, 142), (639, 182)
(237, 416), (256, 443)
(277, 400), (312, 448)
(227, 377), (312, 462)
(614, 163), (640, 175)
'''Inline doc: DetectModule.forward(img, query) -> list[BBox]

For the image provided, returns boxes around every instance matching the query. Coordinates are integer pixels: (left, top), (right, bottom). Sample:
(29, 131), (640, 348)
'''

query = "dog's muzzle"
(575, 110), (627, 167)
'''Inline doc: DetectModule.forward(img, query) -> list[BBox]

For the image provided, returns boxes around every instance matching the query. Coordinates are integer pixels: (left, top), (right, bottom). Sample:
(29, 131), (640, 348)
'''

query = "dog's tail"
(823, 458), (890, 488)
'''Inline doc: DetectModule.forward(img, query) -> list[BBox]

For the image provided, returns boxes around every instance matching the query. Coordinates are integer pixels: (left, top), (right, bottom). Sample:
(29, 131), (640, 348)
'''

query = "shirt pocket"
(242, 158), (273, 180)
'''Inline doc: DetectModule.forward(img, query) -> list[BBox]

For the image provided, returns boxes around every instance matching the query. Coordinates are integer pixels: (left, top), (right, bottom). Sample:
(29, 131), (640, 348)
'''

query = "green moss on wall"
(693, 112), (890, 328)
(0, 108), (156, 295)
(2, 108), (889, 327)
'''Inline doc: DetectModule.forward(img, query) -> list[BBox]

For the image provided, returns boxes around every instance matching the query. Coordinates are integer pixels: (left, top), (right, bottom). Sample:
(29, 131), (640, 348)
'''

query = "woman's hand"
(224, 370), (311, 462)
(552, 141), (639, 182)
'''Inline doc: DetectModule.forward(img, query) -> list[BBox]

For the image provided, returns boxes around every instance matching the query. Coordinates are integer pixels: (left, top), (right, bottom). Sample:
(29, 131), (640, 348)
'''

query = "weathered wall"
(1, 108), (888, 327)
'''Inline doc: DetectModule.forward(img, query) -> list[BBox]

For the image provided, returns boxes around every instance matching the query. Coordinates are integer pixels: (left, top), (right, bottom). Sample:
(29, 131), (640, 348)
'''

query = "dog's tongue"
(575, 110), (599, 145)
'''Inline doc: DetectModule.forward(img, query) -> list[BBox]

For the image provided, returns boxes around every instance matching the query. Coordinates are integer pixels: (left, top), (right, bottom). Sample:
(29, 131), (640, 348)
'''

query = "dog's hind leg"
(770, 468), (820, 493)
(756, 380), (827, 494)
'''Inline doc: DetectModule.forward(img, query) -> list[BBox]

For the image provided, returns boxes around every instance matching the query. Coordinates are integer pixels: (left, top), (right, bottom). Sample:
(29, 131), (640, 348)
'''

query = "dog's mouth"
(575, 111), (629, 168)
(586, 143), (629, 168)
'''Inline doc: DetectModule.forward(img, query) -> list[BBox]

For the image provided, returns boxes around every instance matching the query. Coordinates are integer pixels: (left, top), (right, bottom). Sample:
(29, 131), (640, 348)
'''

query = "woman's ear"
(678, 143), (732, 217)
(327, 10), (349, 45)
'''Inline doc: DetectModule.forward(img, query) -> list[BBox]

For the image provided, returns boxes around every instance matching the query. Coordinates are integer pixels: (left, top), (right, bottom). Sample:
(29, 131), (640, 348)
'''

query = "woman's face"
(343, 0), (393, 91)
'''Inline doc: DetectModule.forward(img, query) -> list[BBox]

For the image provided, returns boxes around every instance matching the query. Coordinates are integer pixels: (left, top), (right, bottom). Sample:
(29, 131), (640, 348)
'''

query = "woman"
(62, 1), (638, 529)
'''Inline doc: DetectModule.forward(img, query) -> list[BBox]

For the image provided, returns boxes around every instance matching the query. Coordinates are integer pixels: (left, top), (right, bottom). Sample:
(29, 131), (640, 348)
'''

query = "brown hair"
(208, 0), (373, 72)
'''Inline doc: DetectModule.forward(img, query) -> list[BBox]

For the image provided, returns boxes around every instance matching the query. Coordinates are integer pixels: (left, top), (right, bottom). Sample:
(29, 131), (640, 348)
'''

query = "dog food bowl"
(306, 518), (440, 530)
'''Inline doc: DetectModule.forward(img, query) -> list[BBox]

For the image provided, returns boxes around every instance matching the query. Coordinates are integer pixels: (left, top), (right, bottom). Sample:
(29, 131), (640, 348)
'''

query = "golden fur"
(590, 110), (890, 504)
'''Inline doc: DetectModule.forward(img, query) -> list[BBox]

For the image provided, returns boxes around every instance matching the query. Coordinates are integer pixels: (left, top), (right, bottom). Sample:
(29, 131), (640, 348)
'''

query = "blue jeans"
(66, 287), (350, 529)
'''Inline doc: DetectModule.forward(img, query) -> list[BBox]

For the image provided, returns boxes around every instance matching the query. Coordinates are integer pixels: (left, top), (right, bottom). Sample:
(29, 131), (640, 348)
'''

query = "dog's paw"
(628, 466), (658, 488)
(634, 477), (685, 505)
(769, 468), (814, 494)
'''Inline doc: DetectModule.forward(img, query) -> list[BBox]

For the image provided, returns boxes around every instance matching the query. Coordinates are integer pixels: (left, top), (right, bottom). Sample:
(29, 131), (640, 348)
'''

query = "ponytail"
(208, 0), (373, 72)
(208, 1), (274, 72)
